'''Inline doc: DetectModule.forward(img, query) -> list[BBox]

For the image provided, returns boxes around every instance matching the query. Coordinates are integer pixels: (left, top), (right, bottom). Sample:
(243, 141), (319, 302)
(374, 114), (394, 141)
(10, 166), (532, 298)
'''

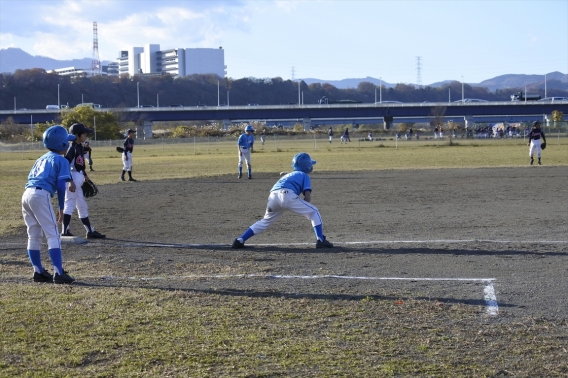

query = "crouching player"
(232, 152), (333, 249)
(22, 125), (76, 284)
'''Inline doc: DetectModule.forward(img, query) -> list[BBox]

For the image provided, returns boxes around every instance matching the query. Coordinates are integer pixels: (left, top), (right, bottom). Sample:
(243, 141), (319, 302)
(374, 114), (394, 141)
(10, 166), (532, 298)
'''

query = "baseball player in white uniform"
(527, 121), (546, 165)
(61, 123), (106, 239)
(232, 152), (334, 249)
(22, 125), (76, 284)
(121, 129), (137, 181)
(237, 125), (255, 179)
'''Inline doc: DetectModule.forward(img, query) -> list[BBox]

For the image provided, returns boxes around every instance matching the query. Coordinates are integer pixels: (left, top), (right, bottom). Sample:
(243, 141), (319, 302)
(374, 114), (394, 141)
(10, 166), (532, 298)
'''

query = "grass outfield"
(1, 137), (568, 377)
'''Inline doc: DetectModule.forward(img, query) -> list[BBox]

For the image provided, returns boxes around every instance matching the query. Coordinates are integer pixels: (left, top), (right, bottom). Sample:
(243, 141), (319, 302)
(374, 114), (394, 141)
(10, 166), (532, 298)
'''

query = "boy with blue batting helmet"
(22, 125), (77, 284)
(232, 152), (334, 249)
(237, 125), (255, 179)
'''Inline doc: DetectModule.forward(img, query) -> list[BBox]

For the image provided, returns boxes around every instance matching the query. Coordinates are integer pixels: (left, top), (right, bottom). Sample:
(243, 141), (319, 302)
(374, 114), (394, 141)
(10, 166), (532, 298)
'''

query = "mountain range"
(1, 47), (567, 92)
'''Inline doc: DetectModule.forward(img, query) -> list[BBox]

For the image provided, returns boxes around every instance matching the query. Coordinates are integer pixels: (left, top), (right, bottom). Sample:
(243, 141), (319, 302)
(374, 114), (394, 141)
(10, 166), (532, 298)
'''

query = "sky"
(1, 0), (567, 85)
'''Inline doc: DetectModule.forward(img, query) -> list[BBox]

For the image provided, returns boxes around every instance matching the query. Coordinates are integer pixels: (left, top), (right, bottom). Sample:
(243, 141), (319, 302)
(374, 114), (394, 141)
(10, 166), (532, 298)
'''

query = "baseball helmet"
(69, 122), (93, 135)
(292, 152), (316, 173)
(43, 125), (76, 151)
(532, 121), (541, 127)
(245, 125), (255, 132)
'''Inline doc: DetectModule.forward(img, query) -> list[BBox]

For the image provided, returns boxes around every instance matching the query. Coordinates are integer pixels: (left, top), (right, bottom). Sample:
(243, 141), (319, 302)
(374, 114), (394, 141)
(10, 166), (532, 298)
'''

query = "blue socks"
(314, 224), (324, 242)
(238, 166), (243, 175)
(27, 250), (43, 273)
(248, 168), (252, 177)
(238, 228), (255, 242)
(48, 248), (63, 275)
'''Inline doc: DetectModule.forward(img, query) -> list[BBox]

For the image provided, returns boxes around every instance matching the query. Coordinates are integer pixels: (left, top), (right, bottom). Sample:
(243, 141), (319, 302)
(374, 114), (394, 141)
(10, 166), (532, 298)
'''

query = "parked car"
(46, 105), (60, 109)
(248, 103), (259, 106)
(376, 101), (403, 104)
(136, 105), (154, 108)
(454, 98), (489, 103)
(538, 97), (568, 102)
(169, 104), (184, 107)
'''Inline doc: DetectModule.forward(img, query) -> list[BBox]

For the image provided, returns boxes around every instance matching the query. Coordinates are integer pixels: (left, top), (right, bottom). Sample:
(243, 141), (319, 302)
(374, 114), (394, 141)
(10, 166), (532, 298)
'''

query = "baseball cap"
(127, 129), (136, 134)
(69, 123), (93, 135)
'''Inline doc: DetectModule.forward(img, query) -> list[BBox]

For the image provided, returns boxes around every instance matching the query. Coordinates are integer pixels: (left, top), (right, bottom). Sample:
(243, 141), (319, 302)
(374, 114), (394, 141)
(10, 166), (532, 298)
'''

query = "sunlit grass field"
(1, 136), (568, 377)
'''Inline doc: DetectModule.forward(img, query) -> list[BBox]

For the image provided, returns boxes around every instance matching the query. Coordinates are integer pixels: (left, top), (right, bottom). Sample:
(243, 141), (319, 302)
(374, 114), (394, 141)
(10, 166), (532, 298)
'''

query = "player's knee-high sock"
(314, 224), (324, 241)
(238, 228), (255, 243)
(128, 170), (132, 179)
(62, 214), (72, 234)
(121, 170), (126, 179)
(238, 166), (243, 175)
(48, 248), (63, 275)
(248, 167), (252, 177)
(27, 250), (44, 273)
(80, 217), (93, 233)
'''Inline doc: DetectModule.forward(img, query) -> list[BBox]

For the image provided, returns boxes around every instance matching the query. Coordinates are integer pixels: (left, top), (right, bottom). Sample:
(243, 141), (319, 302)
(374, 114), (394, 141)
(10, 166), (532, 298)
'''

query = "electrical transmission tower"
(91, 22), (101, 76)
(416, 56), (422, 88)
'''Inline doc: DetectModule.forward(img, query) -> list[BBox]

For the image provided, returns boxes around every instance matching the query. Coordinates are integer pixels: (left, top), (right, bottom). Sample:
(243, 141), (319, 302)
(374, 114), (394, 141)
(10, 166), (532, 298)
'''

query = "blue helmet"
(292, 152), (316, 173)
(245, 125), (255, 132)
(43, 125), (76, 151)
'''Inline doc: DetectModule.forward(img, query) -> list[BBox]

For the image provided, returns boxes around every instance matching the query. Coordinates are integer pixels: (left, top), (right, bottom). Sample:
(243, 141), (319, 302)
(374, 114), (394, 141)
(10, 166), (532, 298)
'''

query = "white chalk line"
(99, 274), (499, 316)
(1, 238), (567, 249)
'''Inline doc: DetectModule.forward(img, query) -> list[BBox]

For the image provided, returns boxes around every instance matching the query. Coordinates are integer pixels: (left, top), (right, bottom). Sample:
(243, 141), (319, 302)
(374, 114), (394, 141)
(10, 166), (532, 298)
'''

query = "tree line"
(2, 69), (568, 110)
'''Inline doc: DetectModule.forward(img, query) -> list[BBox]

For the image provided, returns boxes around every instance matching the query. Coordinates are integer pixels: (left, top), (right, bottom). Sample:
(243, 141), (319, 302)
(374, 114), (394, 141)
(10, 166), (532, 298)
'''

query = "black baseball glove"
(82, 180), (99, 198)
(116, 146), (124, 153)
(541, 142), (546, 150)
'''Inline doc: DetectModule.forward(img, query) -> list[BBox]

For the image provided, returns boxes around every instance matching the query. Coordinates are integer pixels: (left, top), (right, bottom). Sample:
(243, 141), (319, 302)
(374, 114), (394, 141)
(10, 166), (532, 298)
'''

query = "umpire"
(527, 121), (546, 165)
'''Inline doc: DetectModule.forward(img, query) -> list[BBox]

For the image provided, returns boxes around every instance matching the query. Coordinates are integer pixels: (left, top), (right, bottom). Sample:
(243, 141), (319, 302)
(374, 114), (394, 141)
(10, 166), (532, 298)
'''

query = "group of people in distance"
(22, 124), (138, 284)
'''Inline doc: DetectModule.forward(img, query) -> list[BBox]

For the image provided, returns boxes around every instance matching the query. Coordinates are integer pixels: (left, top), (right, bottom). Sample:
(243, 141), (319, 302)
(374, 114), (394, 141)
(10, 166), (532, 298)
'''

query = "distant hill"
(1, 47), (567, 92)
(0, 47), (111, 73)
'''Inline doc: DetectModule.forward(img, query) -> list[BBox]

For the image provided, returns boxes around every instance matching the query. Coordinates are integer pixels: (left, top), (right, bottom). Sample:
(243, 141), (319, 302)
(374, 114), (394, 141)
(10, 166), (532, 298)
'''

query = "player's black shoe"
(238, 174), (242, 179)
(61, 231), (74, 237)
(33, 270), (53, 283)
(54, 270), (75, 284)
(231, 239), (244, 249)
(87, 230), (106, 239)
(120, 176), (126, 181)
(128, 177), (137, 182)
(248, 176), (252, 179)
(316, 237), (334, 248)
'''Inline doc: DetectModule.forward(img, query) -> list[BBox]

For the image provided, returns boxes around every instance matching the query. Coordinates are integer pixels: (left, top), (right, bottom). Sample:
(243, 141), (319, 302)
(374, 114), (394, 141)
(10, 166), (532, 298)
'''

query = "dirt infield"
(2, 166), (568, 319)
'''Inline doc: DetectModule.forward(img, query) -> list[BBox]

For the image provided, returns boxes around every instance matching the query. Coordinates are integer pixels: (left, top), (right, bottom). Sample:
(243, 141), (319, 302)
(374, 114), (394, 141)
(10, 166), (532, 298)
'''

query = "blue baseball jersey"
(25, 151), (72, 197)
(238, 133), (254, 148)
(271, 171), (312, 196)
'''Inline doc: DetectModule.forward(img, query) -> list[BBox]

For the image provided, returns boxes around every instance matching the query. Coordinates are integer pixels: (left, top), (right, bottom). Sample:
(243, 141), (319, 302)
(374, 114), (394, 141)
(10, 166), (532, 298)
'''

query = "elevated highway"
(2, 101), (566, 132)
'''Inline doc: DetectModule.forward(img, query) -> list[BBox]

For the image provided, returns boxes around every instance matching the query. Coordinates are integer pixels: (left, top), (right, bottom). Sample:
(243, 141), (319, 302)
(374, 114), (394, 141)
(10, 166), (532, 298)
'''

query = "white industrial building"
(117, 44), (226, 78)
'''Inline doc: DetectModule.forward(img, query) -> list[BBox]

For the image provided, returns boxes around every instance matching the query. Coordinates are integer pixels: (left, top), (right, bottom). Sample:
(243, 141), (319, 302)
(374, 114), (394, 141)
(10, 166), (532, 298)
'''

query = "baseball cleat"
(231, 239), (245, 249)
(87, 231), (106, 239)
(61, 231), (74, 237)
(248, 176), (252, 179)
(128, 178), (137, 182)
(316, 237), (334, 248)
(120, 176), (126, 181)
(53, 270), (75, 284)
(238, 174), (242, 179)
(33, 270), (53, 283)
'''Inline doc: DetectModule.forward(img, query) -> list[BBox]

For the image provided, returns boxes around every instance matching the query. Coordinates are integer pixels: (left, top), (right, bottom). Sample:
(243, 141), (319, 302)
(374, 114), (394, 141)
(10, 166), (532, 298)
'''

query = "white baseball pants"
(22, 188), (61, 250)
(122, 152), (133, 171)
(529, 140), (542, 157)
(63, 170), (88, 218)
(250, 189), (323, 235)
(238, 148), (251, 168)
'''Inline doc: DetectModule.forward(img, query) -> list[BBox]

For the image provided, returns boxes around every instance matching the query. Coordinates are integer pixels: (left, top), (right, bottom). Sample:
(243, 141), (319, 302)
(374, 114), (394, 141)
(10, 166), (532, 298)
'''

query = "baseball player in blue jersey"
(61, 123), (106, 239)
(527, 121), (547, 165)
(232, 152), (334, 249)
(22, 125), (76, 284)
(237, 125), (255, 179)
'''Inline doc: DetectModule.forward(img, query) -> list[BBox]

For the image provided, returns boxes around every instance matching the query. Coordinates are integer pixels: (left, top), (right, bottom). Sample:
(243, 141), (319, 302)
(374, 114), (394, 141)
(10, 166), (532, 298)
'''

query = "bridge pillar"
(143, 121), (153, 140)
(383, 116), (393, 130)
(223, 119), (232, 130)
(303, 118), (311, 131)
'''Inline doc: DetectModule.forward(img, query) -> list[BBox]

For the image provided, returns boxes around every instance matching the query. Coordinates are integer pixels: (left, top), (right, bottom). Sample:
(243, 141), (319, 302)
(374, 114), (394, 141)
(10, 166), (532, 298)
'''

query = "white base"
(60, 236), (87, 244)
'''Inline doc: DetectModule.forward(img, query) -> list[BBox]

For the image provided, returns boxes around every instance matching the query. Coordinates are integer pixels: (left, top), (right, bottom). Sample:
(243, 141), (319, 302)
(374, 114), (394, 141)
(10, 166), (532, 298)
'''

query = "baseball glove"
(82, 180), (99, 198)
(541, 142), (546, 150)
(116, 146), (124, 153)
